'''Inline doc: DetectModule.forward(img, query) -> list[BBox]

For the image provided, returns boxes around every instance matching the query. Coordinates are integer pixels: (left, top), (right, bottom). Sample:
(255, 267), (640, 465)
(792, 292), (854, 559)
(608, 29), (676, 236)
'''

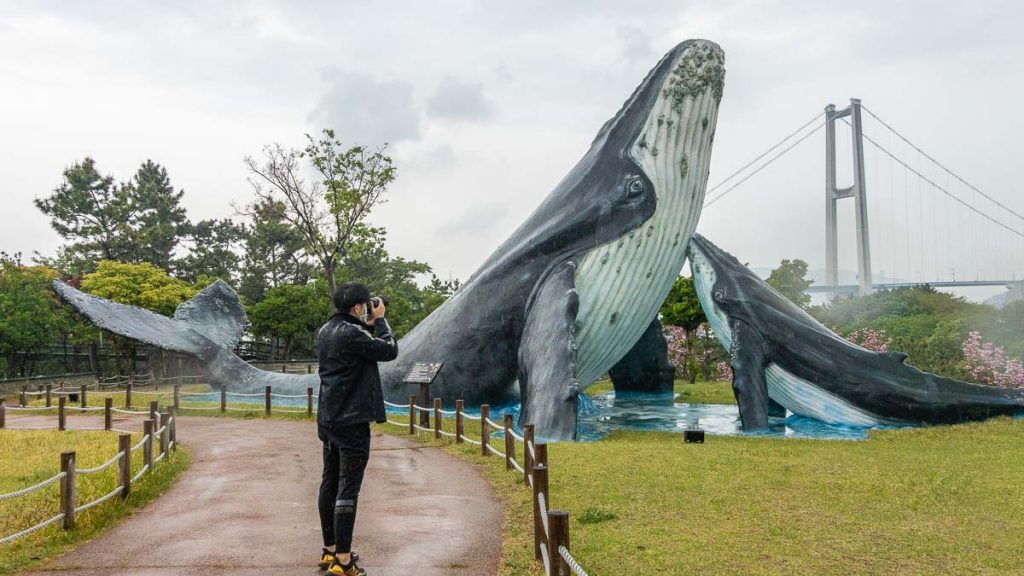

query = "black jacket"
(316, 312), (398, 431)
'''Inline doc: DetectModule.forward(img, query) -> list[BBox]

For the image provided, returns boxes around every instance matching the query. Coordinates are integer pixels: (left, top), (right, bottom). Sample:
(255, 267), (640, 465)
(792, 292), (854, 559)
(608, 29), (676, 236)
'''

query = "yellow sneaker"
(319, 549), (359, 570)
(326, 558), (366, 576)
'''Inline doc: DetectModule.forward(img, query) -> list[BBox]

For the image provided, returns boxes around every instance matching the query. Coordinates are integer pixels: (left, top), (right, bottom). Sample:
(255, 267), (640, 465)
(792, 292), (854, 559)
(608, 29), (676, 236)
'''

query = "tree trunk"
(324, 259), (337, 310)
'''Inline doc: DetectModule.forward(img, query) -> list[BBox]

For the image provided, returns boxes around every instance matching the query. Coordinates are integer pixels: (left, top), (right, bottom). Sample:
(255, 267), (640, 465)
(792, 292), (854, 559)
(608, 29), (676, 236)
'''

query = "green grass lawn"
(587, 378), (737, 404)
(380, 413), (1024, 575)
(0, 429), (190, 575)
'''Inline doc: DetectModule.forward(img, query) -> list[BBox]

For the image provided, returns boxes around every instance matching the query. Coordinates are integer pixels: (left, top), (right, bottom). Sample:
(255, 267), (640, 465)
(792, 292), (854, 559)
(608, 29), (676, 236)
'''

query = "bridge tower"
(825, 98), (873, 296)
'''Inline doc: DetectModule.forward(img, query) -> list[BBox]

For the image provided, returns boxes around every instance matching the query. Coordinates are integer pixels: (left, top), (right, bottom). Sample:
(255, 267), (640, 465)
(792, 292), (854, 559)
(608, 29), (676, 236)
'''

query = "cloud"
(616, 25), (655, 63)
(426, 76), (495, 123)
(437, 201), (508, 237)
(308, 69), (421, 146)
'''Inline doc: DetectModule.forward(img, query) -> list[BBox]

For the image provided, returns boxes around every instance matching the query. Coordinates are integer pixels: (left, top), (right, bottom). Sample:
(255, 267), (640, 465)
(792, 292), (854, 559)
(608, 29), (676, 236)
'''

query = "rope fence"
(0, 413), (179, 546)
(376, 389), (590, 576)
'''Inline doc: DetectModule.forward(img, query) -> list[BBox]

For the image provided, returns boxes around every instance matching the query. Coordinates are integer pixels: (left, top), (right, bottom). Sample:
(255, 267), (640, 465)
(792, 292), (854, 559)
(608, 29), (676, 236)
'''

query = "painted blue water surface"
(203, 389), (912, 441)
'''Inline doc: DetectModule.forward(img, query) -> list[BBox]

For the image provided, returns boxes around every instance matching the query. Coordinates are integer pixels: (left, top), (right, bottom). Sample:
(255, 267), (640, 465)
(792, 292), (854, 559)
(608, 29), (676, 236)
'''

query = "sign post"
(402, 362), (443, 430)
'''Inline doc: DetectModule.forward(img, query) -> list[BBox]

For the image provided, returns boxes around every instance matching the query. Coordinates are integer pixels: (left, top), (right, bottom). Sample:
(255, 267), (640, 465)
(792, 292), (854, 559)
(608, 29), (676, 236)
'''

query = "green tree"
(767, 259), (813, 309)
(248, 284), (330, 360)
(237, 198), (314, 304)
(34, 158), (131, 272)
(80, 261), (197, 372)
(0, 254), (63, 376)
(245, 129), (396, 297)
(175, 219), (243, 284)
(121, 160), (189, 270)
(660, 276), (706, 333)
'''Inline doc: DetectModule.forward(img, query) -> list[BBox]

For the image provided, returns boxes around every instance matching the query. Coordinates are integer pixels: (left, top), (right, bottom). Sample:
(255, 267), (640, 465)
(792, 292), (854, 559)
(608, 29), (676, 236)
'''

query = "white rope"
(462, 437), (482, 446)
(154, 451), (166, 463)
(153, 425), (167, 436)
(486, 444), (506, 459)
(558, 546), (590, 576)
(111, 408), (149, 415)
(413, 405), (432, 413)
(177, 405), (218, 411)
(0, 513), (65, 545)
(538, 492), (550, 537)
(6, 405), (58, 412)
(169, 440), (175, 450)
(175, 391), (212, 396)
(461, 413), (481, 421)
(383, 400), (410, 409)
(528, 441), (537, 460)
(131, 464), (149, 483)
(131, 435), (150, 452)
(412, 424), (432, 432)
(508, 429), (525, 442)
(271, 407), (309, 414)
(539, 539), (552, 576)
(66, 426), (107, 431)
(0, 472), (66, 501)
(510, 458), (525, 474)
(110, 428), (134, 434)
(74, 484), (123, 513)
(224, 406), (260, 412)
(527, 473), (534, 489)
(1, 424), (60, 430)
(384, 418), (406, 427)
(131, 390), (170, 396)
(224, 392), (264, 397)
(269, 393), (309, 398)
(71, 406), (105, 412)
(438, 408), (457, 415)
(438, 430), (457, 438)
(23, 390), (47, 396)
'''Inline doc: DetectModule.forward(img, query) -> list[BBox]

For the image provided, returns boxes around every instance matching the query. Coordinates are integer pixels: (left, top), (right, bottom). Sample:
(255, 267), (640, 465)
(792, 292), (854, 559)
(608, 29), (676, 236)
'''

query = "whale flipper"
(729, 319), (771, 431)
(53, 279), (244, 356)
(518, 262), (581, 441)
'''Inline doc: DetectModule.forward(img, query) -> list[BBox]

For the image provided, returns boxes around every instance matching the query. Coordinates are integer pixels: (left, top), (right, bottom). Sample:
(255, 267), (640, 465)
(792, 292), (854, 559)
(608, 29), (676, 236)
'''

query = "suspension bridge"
(703, 98), (1024, 299)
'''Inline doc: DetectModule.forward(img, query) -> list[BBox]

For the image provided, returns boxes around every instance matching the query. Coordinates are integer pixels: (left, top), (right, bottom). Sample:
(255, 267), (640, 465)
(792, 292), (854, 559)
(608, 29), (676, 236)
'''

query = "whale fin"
(881, 351), (909, 364)
(172, 280), (247, 350)
(729, 319), (771, 431)
(52, 279), (237, 357)
(517, 261), (581, 441)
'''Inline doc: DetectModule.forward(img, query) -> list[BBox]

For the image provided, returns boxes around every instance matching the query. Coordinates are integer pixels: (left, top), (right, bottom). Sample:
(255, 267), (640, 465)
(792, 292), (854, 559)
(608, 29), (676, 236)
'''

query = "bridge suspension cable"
(704, 114), (825, 208)
(843, 117), (1024, 240)
(861, 105), (1024, 225)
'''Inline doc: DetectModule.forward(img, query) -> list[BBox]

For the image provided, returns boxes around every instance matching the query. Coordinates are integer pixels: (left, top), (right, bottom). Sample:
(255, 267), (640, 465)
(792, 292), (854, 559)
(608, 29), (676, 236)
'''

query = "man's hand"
(367, 298), (387, 322)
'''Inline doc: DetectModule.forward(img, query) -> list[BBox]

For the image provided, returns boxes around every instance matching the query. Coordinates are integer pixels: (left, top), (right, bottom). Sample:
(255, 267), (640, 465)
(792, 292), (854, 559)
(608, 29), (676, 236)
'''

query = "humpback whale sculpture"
(687, 234), (1024, 430)
(54, 39), (727, 441)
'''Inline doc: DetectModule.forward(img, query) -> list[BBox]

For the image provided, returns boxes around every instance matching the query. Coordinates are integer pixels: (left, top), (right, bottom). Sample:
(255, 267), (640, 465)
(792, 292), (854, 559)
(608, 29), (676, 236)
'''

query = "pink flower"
(961, 331), (1024, 388)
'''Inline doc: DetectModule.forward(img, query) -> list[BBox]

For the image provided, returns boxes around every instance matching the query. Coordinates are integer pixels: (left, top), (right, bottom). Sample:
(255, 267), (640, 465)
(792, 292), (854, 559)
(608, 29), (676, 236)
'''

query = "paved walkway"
(20, 417), (502, 576)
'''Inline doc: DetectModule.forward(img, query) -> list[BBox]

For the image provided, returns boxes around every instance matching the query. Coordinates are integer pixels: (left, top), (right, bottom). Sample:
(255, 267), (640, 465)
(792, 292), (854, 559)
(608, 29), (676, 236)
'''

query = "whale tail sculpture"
(53, 279), (318, 393)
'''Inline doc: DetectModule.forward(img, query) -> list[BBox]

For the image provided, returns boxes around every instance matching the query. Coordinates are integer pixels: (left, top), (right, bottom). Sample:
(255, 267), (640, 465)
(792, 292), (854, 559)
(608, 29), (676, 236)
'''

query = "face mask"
(358, 304), (370, 323)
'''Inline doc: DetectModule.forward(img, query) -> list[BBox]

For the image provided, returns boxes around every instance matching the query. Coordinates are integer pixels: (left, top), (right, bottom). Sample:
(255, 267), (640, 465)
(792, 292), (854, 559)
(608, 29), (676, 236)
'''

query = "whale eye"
(713, 289), (724, 301)
(626, 177), (645, 199)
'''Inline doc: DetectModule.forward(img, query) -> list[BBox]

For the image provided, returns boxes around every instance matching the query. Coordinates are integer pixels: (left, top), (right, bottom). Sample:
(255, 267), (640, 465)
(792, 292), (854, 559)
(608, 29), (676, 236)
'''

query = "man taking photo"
(316, 283), (398, 576)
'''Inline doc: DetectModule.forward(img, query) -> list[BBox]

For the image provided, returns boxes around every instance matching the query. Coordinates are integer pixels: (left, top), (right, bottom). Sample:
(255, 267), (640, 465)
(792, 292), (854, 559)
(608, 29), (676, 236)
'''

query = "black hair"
(332, 283), (371, 313)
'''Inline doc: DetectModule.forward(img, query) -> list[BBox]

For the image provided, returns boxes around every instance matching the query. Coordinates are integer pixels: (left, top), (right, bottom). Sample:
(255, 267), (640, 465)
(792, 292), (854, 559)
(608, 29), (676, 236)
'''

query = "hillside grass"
(0, 429), (190, 575)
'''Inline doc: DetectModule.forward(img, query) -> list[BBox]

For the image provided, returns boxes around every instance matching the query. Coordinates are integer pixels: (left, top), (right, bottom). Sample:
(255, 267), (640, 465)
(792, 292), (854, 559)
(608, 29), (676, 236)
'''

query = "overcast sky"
(2, 0), (1022, 300)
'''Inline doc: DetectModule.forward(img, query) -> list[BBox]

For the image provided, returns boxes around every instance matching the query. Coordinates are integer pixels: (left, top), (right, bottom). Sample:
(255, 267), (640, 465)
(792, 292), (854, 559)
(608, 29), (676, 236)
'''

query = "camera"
(369, 295), (389, 310)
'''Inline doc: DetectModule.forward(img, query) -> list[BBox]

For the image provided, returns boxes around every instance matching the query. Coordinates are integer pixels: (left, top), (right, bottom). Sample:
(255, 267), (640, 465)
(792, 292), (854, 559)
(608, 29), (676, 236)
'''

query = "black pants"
(318, 423), (371, 552)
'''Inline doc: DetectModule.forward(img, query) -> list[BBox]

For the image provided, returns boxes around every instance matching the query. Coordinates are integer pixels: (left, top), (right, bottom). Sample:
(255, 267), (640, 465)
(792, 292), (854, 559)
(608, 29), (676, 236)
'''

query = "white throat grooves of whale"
(573, 42), (723, 389)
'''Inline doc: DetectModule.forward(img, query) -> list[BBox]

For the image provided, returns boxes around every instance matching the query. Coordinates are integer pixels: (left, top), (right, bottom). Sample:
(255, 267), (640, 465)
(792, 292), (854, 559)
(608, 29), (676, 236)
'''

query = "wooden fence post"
(20, 386), (27, 407)
(220, 386), (227, 414)
(408, 395), (416, 435)
(149, 400), (158, 425)
(523, 424), (535, 484)
(265, 385), (272, 416)
(536, 442), (548, 468)
(60, 451), (76, 529)
(480, 404), (490, 457)
(118, 433), (131, 499)
(433, 398), (442, 439)
(549, 510), (571, 576)
(306, 364), (312, 374)
(455, 400), (464, 444)
(418, 382), (431, 429)
(532, 462), (548, 560)
(58, 396), (66, 431)
(281, 364), (286, 373)
(178, 357), (184, 387)
(173, 384), (180, 411)
(80, 383), (87, 409)
(0, 401), (5, 429)
(143, 420), (154, 472)
(160, 413), (170, 458)
(504, 414), (515, 470)
(125, 376), (133, 409)
(307, 386), (314, 416)
(104, 397), (113, 431)
(45, 384), (52, 407)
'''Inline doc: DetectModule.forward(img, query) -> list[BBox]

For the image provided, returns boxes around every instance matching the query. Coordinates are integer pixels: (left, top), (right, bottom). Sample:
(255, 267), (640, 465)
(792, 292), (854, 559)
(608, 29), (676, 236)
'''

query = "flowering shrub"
(962, 331), (1024, 388)
(846, 328), (892, 353)
(662, 325), (689, 370)
(715, 361), (732, 381)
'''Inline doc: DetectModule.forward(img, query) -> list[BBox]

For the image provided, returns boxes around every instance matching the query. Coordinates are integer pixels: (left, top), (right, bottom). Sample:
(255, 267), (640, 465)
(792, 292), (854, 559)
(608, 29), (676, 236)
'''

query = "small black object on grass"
(684, 429), (705, 443)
